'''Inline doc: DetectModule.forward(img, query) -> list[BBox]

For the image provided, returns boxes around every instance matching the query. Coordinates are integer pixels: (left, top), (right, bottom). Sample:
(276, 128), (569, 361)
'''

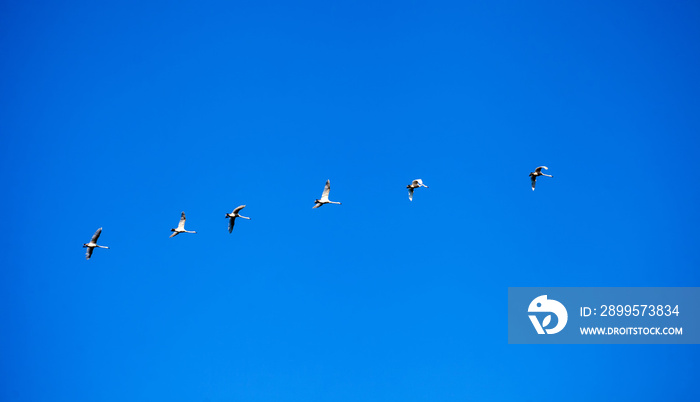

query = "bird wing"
(321, 180), (330, 201)
(91, 227), (102, 243)
(169, 231), (179, 238)
(312, 202), (322, 209)
(412, 179), (421, 186)
(233, 205), (246, 214)
(408, 187), (414, 201)
(177, 212), (186, 230)
(228, 217), (235, 233)
(531, 175), (537, 190)
(85, 247), (94, 260)
(535, 166), (548, 173)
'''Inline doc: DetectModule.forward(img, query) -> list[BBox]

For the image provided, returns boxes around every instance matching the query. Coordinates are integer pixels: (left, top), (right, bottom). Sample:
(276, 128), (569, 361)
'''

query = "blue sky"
(1, 1), (699, 400)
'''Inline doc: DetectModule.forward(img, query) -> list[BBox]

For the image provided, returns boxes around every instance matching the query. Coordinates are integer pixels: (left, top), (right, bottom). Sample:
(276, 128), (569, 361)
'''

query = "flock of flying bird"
(82, 167), (553, 260)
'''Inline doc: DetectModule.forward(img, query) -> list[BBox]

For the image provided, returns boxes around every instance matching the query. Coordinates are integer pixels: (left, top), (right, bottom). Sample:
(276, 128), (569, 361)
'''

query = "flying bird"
(313, 179), (342, 208)
(407, 179), (429, 201)
(170, 211), (197, 237)
(83, 227), (109, 260)
(529, 166), (553, 191)
(225, 205), (251, 233)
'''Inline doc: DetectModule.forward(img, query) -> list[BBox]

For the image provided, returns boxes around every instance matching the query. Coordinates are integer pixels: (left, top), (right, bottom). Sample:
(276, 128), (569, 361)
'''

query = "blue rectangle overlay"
(508, 287), (700, 344)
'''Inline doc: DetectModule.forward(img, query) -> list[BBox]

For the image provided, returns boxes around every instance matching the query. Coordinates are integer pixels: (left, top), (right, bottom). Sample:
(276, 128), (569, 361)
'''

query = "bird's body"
(225, 205), (251, 233)
(170, 211), (197, 237)
(313, 179), (342, 208)
(529, 166), (553, 191)
(407, 179), (429, 201)
(83, 227), (109, 260)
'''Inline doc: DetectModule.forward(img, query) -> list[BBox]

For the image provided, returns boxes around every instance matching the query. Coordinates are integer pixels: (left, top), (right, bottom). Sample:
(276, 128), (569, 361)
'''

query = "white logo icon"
(528, 295), (568, 334)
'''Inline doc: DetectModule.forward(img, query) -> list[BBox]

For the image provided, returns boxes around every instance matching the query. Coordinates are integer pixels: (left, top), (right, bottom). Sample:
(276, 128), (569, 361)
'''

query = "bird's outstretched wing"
(228, 217), (236, 233)
(85, 247), (94, 260)
(169, 231), (179, 238)
(233, 205), (246, 214)
(535, 166), (548, 173)
(531, 175), (537, 190)
(412, 179), (421, 186)
(312, 202), (322, 209)
(177, 212), (186, 230)
(91, 228), (102, 243)
(408, 187), (414, 201)
(320, 180), (331, 201)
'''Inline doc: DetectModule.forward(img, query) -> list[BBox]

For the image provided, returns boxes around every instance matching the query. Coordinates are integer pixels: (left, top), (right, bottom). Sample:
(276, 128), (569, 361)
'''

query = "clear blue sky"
(2, 1), (699, 400)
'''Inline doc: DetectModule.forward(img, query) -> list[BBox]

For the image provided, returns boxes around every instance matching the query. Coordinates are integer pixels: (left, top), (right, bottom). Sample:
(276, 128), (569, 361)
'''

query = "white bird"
(313, 179), (342, 208)
(407, 179), (429, 201)
(225, 205), (251, 233)
(83, 227), (109, 260)
(529, 166), (553, 191)
(170, 211), (197, 237)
